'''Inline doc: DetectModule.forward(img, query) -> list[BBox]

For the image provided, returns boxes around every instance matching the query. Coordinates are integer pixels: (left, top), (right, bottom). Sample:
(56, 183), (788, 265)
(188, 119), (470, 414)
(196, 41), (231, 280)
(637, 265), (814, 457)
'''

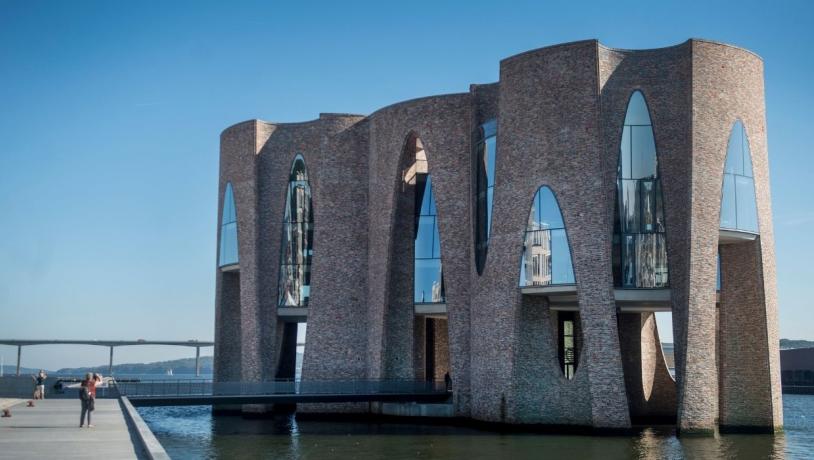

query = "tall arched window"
(278, 155), (313, 307)
(613, 90), (668, 288)
(218, 182), (238, 268)
(519, 186), (575, 286)
(407, 140), (445, 304)
(720, 120), (759, 233)
(475, 119), (497, 274)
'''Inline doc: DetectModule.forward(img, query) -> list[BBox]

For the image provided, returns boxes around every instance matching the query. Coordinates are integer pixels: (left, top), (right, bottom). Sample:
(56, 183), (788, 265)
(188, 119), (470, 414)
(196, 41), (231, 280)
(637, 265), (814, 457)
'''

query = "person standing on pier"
(79, 373), (96, 428)
(32, 370), (47, 399)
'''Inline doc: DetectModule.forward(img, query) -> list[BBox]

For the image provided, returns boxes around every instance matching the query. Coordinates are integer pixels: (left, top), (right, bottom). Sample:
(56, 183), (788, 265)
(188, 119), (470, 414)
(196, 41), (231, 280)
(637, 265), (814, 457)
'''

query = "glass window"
(218, 183), (239, 267)
(278, 155), (313, 307)
(558, 312), (577, 379)
(520, 186), (575, 287)
(720, 121), (759, 234)
(475, 120), (498, 275)
(613, 90), (669, 288)
(735, 176), (758, 233)
(413, 141), (445, 304)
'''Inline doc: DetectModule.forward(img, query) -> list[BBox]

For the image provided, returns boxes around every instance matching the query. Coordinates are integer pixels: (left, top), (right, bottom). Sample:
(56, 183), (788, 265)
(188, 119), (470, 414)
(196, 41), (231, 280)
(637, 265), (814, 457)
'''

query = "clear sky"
(1, 0), (812, 371)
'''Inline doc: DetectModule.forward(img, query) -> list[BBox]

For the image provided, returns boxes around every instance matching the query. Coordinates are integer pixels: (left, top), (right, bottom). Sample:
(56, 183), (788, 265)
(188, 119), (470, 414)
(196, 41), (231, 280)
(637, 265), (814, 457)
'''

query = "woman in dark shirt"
(79, 373), (95, 428)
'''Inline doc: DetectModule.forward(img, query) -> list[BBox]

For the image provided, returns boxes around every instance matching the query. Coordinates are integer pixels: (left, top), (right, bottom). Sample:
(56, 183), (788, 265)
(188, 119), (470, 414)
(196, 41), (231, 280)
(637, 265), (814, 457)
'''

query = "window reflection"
(475, 120), (498, 275)
(218, 183), (239, 267)
(278, 155), (313, 307)
(613, 90), (669, 288)
(558, 312), (577, 379)
(720, 121), (759, 233)
(520, 186), (575, 287)
(415, 174), (445, 303)
(407, 139), (445, 304)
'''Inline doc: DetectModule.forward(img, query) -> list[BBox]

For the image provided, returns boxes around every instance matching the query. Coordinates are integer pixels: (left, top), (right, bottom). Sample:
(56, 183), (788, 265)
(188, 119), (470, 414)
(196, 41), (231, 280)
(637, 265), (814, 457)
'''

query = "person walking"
(79, 373), (95, 428)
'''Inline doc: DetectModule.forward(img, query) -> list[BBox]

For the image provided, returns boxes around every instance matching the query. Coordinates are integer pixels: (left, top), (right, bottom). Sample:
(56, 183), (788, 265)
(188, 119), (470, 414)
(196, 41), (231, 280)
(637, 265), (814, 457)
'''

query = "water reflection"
(139, 395), (812, 460)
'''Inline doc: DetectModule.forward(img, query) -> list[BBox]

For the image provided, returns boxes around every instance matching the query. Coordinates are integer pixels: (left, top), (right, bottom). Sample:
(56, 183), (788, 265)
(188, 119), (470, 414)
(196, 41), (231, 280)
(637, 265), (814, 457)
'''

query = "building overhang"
(719, 229), (758, 244)
(414, 303), (447, 318)
(277, 307), (307, 322)
(524, 286), (677, 312)
(219, 264), (239, 273)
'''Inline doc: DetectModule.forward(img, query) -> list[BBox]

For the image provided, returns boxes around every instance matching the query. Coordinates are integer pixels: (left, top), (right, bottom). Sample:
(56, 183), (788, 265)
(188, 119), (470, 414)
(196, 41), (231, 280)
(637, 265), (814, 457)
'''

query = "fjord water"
(139, 394), (813, 459)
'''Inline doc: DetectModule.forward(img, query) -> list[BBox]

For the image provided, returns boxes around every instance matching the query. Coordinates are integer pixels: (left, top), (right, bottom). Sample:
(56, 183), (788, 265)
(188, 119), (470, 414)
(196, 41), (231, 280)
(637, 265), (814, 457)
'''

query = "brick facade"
(213, 40), (782, 433)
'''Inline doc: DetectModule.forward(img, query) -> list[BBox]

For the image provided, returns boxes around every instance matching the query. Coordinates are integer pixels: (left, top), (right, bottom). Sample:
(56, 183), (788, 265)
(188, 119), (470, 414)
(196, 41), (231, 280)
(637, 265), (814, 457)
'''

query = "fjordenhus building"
(213, 39), (782, 433)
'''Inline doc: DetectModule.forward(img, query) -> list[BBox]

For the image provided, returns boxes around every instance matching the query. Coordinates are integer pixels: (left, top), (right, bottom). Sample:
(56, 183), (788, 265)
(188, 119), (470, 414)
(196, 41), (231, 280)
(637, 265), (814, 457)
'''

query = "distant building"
(781, 347), (814, 387)
(213, 39), (781, 434)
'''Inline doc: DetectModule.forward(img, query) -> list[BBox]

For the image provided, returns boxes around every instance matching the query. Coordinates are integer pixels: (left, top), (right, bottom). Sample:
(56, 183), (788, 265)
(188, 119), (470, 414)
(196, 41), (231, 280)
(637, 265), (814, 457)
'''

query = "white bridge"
(0, 339), (214, 376)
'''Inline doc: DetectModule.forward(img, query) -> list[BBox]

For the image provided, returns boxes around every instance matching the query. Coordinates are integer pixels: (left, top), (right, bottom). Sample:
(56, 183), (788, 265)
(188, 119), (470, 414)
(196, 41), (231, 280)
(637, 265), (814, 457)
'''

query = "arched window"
(720, 121), (759, 233)
(475, 119), (497, 274)
(613, 90), (668, 288)
(519, 186), (575, 286)
(408, 140), (445, 304)
(278, 155), (313, 307)
(218, 182), (238, 268)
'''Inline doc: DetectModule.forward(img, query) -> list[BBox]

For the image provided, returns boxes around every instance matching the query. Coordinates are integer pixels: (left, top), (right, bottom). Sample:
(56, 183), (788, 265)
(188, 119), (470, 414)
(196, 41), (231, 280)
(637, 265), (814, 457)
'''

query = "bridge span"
(0, 339), (214, 376)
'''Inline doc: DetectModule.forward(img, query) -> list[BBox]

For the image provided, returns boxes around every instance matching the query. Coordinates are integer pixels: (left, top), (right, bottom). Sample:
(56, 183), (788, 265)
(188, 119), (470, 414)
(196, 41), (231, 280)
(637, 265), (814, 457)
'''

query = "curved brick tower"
(213, 39), (782, 434)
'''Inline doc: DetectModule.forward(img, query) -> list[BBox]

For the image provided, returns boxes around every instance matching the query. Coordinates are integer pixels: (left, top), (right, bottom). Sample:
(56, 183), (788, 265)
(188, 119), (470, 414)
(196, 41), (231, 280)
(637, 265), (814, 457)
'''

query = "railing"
(114, 379), (448, 398)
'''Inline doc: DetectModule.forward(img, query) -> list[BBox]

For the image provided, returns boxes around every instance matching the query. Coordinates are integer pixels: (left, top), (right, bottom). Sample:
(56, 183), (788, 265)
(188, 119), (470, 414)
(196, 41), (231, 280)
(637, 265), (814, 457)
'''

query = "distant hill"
(56, 356), (213, 375)
(780, 339), (814, 350)
(1, 365), (54, 376)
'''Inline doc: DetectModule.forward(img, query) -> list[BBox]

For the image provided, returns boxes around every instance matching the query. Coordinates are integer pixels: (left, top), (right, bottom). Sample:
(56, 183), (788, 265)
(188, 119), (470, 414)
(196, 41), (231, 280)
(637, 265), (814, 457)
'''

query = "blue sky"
(1, 1), (812, 370)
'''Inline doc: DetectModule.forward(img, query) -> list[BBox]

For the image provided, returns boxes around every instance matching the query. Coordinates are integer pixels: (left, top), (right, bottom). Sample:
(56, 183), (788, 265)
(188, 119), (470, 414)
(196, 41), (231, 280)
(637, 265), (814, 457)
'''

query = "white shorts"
(36, 385), (45, 396)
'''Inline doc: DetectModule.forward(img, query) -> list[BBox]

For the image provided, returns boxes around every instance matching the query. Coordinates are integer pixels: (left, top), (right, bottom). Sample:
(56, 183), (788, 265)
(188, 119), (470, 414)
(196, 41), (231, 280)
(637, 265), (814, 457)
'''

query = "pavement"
(0, 399), (144, 459)
(0, 399), (23, 411)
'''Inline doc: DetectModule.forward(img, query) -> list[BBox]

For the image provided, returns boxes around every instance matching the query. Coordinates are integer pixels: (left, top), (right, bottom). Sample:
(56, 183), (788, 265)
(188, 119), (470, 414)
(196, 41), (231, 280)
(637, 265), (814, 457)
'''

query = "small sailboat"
(166, 368), (173, 376)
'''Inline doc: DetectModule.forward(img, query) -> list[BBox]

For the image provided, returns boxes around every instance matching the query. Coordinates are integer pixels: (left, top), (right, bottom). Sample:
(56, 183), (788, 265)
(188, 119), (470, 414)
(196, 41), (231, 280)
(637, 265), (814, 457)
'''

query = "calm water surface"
(139, 394), (814, 459)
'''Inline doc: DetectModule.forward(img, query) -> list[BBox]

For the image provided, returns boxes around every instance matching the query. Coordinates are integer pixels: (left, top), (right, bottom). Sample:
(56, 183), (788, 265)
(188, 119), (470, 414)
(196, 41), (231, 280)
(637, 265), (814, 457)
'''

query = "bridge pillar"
(195, 347), (201, 377)
(108, 346), (114, 375)
(16, 345), (21, 376)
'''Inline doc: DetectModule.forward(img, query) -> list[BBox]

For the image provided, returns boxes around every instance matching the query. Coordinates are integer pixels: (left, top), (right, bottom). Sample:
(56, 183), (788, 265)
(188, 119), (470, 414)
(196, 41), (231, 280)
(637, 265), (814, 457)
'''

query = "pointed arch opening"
(613, 91), (677, 424)
(218, 182), (239, 269)
(406, 138), (446, 304)
(518, 186), (580, 380)
(519, 186), (575, 287)
(383, 134), (450, 383)
(612, 90), (668, 289)
(277, 154), (313, 307)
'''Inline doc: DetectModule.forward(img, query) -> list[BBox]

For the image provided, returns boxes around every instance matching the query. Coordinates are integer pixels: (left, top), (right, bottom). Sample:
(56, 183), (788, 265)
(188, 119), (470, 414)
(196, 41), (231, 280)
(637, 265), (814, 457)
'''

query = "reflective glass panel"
(720, 121), (759, 233)
(219, 183), (239, 267)
(551, 229), (575, 284)
(720, 174), (737, 229)
(278, 155), (313, 307)
(736, 176), (759, 233)
(415, 258), (443, 303)
(475, 120), (498, 275)
(623, 91), (651, 126)
(631, 126), (657, 179)
(415, 216), (435, 259)
(520, 186), (575, 287)
(716, 252), (721, 291)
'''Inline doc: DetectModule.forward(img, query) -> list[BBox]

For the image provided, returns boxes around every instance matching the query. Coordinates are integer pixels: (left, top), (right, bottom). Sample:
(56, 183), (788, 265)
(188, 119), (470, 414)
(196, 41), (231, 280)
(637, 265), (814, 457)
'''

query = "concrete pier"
(0, 399), (143, 459)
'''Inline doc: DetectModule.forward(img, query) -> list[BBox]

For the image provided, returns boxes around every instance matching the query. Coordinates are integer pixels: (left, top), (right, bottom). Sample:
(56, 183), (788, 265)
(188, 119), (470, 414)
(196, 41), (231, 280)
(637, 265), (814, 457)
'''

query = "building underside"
(213, 39), (782, 434)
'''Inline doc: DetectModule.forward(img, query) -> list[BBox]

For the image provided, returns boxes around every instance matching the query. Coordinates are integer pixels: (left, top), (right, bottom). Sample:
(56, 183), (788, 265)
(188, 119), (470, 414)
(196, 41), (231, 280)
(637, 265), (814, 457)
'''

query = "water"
(138, 395), (814, 459)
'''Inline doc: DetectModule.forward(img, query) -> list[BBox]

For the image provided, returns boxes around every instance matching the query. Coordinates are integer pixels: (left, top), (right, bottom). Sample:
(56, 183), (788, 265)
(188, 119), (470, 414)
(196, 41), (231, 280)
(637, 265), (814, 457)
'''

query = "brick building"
(213, 39), (782, 434)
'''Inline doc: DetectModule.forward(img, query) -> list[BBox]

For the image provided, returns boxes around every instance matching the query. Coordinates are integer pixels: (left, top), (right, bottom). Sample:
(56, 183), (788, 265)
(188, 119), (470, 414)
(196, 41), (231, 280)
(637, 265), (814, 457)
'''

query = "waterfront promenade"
(0, 399), (143, 459)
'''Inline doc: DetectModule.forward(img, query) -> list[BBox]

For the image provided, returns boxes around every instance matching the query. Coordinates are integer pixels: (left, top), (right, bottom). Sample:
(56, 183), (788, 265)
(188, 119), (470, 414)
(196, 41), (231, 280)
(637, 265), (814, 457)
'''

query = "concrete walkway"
(0, 399), (143, 459)
(0, 399), (24, 410)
